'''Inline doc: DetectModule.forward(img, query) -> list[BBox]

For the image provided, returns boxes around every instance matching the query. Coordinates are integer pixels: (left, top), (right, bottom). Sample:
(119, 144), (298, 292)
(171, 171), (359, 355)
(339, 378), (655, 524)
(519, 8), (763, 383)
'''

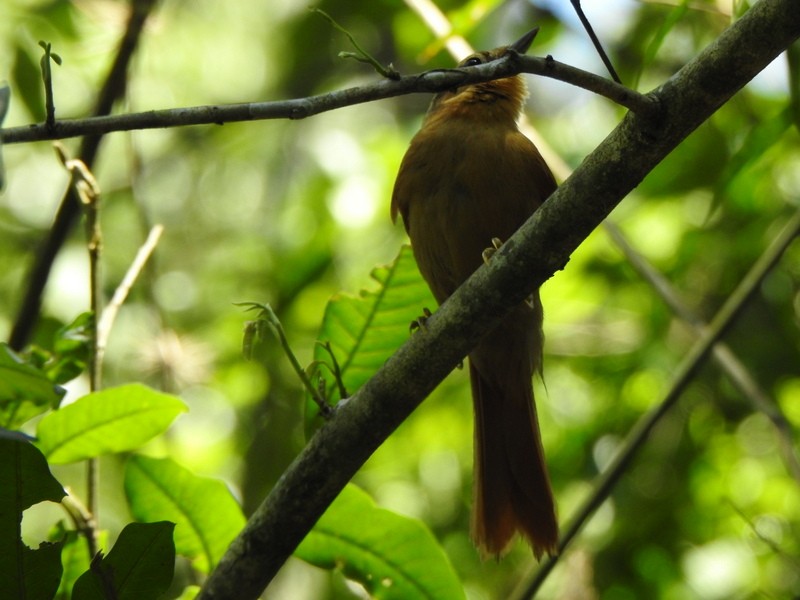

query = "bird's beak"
(509, 27), (540, 55)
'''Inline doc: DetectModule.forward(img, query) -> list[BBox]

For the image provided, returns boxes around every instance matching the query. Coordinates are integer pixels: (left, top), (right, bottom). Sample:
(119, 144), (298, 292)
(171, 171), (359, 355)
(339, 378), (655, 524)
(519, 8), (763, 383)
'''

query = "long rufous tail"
(469, 350), (557, 558)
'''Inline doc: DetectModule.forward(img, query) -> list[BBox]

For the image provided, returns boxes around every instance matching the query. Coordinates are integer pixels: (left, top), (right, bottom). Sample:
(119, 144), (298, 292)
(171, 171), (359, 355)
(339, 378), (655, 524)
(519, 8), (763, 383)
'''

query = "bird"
(391, 28), (558, 559)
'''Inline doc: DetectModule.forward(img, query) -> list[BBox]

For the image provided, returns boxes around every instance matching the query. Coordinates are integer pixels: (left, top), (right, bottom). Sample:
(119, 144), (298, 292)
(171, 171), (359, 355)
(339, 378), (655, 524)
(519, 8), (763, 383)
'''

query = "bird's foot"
(409, 307), (433, 333)
(482, 237), (537, 310)
(481, 237), (504, 264)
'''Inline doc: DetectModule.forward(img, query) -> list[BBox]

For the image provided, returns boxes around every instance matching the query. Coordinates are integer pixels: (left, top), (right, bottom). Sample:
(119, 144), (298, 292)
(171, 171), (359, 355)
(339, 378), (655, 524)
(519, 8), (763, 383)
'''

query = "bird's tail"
(469, 358), (557, 559)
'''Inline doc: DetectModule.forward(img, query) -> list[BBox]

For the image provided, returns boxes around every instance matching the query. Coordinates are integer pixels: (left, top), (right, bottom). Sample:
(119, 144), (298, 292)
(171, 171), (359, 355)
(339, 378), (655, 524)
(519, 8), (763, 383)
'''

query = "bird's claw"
(482, 237), (504, 264)
(410, 307), (433, 333)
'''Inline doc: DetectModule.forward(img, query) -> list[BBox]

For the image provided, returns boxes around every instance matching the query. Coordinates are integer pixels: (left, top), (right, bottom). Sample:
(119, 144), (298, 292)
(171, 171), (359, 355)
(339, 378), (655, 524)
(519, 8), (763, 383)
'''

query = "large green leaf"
(308, 245), (434, 429)
(36, 384), (187, 464)
(124, 455), (246, 573)
(0, 437), (65, 600)
(71, 521), (175, 600)
(0, 343), (64, 429)
(296, 484), (465, 600)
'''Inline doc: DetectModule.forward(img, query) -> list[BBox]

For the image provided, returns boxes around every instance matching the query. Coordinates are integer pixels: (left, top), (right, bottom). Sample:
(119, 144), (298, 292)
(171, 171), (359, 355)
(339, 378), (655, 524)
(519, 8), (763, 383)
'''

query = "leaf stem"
(238, 303), (333, 418)
(311, 8), (400, 79)
(38, 41), (62, 130)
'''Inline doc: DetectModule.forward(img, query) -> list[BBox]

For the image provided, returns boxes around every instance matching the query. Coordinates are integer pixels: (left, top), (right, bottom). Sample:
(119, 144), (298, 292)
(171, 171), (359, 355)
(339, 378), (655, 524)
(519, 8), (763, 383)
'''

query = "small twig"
(605, 219), (800, 485)
(514, 208), (800, 600)
(0, 82), (9, 191)
(61, 490), (99, 560)
(53, 142), (102, 392)
(728, 502), (800, 569)
(311, 8), (400, 80)
(39, 41), (63, 130)
(314, 341), (348, 400)
(54, 142), (104, 556)
(238, 302), (333, 418)
(96, 224), (164, 365)
(569, 0), (622, 83)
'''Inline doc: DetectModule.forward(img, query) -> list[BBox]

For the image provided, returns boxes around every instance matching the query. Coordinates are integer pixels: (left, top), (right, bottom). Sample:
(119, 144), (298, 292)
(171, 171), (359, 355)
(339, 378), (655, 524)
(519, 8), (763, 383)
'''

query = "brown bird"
(391, 29), (558, 558)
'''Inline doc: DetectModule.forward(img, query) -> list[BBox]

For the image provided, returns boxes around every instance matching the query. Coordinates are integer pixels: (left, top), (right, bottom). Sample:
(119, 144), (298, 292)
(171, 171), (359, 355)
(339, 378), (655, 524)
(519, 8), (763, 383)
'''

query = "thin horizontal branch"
(0, 56), (652, 145)
(197, 1), (800, 599)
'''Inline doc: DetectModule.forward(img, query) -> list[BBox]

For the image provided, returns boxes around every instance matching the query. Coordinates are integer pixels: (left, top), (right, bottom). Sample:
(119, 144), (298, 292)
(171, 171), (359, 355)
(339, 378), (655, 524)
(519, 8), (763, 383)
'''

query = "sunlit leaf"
(36, 384), (187, 463)
(308, 245), (434, 432)
(296, 484), (465, 600)
(124, 455), (245, 573)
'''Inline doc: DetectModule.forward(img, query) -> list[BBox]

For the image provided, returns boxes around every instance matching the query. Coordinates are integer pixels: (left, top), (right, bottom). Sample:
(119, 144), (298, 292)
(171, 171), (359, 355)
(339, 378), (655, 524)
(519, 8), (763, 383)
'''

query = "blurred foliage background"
(1, 0), (799, 598)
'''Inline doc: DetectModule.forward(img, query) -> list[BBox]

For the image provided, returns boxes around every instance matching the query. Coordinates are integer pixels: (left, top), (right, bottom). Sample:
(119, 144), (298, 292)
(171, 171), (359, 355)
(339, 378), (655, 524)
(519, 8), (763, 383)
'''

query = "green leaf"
(641, 0), (689, 74)
(296, 484), (465, 600)
(0, 437), (66, 600)
(175, 586), (201, 600)
(308, 245), (434, 431)
(716, 106), (792, 195)
(48, 312), (94, 384)
(0, 435), (66, 513)
(25, 313), (94, 386)
(52, 528), (87, 600)
(0, 343), (65, 429)
(71, 521), (175, 600)
(12, 42), (45, 121)
(51, 524), (105, 600)
(124, 455), (246, 573)
(36, 383), (187, 464)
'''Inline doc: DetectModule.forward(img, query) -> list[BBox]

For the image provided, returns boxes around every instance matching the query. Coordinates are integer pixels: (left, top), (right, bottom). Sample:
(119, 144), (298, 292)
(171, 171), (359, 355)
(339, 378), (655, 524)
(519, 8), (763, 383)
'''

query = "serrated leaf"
(36, 384), (187, 463)
(0, 343), (65, 429)
(71, 522), (175, 600)
(308, 245), (434, 431)
(296, 484), (465, 600)
(0, 438), (66, 599)
(124, 455), (245, 573)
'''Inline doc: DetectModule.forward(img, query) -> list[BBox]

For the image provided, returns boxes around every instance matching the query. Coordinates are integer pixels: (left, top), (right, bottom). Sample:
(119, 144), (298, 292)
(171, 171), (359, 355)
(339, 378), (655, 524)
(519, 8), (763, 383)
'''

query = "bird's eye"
(464, 56), (482, 67)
